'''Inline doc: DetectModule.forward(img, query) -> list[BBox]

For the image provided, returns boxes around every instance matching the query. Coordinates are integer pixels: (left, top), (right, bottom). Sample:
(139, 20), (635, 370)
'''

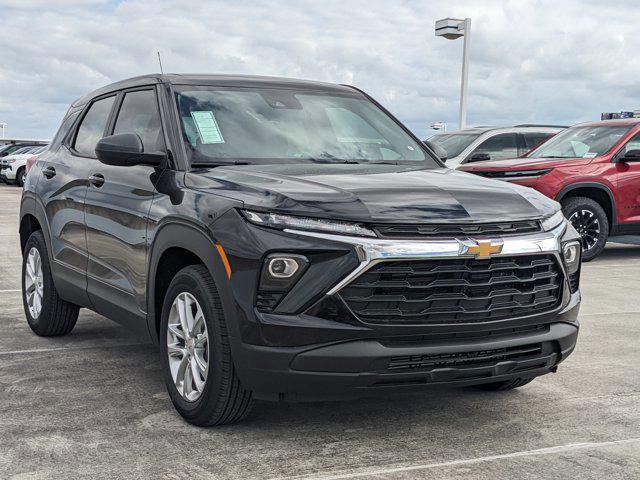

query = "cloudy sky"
(1, 0), (639, 140)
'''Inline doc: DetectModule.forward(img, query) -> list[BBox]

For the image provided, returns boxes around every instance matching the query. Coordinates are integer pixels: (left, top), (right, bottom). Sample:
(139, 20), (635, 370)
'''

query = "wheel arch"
(146, 221), (238, 344)
(556, 182), (616, 228)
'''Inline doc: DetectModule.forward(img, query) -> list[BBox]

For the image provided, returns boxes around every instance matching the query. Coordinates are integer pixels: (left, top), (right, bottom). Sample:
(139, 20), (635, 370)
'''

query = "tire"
(159, 264), (254, 426)
(22, 230), (79, 336)
(561, 196), (609, 262)
(475, 377), (534, 391)
(15, 167), (26, 187)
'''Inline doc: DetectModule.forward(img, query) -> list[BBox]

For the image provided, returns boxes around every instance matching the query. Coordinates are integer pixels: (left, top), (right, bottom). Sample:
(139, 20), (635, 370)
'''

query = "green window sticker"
(191, 111), (224, 144)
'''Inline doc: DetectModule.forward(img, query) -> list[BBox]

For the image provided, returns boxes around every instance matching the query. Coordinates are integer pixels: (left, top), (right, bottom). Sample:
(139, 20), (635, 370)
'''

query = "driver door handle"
(89, 173), (105, 188)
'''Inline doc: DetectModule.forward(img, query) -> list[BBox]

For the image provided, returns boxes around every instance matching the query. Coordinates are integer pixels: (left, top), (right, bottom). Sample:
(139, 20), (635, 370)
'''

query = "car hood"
(186, 163), (558, 223)
(459, 156), (593, 171)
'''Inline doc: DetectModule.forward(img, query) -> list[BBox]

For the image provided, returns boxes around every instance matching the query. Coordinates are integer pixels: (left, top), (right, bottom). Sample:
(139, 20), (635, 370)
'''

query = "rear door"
(84, 86), (166, 325)
(39, 95), (116, 306)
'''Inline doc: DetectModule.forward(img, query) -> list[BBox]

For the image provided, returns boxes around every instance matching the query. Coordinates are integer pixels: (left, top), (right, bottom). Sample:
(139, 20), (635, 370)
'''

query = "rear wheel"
(22, 231), (79, 336)
(159, 265), (254, 426)
(475, 377), (534, 391)
(561, 196), (609, 262)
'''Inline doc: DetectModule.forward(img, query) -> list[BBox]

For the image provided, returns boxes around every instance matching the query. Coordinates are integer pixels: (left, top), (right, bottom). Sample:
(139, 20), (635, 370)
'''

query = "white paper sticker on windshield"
(191, 111), (224, 144)
(583, 152), (597, 158)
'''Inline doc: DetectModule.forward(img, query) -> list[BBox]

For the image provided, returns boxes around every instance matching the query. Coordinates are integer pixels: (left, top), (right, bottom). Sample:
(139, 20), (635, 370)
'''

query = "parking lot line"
(274, 438), (640, 480)
(0, 343), (150, 356)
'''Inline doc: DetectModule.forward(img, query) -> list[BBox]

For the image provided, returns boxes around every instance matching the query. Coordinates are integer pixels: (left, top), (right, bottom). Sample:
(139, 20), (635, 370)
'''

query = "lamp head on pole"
(435, 18), (467, 39)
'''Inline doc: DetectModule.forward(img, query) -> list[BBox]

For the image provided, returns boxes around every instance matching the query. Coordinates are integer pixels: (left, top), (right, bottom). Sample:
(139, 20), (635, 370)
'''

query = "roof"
(72, 73), (357, 107)
(570, 118), (640, 128)
(438, 125), (567, 135)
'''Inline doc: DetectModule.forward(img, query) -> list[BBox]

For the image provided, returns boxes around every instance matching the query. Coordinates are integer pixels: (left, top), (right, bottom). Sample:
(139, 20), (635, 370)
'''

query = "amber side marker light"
(215, 243), (232, 279)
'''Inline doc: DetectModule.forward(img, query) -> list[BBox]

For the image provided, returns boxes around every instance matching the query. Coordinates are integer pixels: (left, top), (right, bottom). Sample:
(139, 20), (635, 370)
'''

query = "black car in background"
(20, 74), (582, 426)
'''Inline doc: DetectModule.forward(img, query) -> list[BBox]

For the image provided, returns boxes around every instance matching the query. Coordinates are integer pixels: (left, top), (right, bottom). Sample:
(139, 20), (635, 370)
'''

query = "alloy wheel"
(569, 209), (600, 251)
(24, 247), (44, 319)
(166, 292), (210, 402)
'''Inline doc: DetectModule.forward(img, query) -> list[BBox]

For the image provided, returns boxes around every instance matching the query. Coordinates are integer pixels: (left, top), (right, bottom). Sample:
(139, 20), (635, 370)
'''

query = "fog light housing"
(257, 254), (309, 312)
(267, 257), (300, 278)
(562, 241), (581, 293)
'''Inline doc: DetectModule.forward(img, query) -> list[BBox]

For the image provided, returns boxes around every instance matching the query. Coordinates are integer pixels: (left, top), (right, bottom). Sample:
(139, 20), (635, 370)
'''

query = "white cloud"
(1, 0), (639, 139)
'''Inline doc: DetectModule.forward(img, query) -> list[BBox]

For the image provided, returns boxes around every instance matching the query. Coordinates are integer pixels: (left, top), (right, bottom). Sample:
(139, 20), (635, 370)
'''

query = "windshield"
(528, 125), (632, 159)
(175, 86), (435, 166)
(427, 132), (482, 160)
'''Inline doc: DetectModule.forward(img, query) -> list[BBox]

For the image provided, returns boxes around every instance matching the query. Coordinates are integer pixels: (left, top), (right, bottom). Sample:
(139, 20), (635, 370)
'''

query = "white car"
(425, 125), (565, 169)
(0, 145), (48, 186)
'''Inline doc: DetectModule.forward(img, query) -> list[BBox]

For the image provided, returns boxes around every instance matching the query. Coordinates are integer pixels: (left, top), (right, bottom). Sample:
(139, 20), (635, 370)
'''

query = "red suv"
(460, 119), (640, 261)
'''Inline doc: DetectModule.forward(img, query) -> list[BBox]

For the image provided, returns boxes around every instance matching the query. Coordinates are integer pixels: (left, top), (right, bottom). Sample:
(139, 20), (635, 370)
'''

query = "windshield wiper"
(191, 160), (250, 167)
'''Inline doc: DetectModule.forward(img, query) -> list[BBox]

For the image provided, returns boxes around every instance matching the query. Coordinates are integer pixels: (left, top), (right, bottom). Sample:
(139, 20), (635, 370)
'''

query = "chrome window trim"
(284, 221), (567, 295)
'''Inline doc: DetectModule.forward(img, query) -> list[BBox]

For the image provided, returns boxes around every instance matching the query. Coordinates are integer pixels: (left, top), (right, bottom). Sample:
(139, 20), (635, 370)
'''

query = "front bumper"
(235, 307), (579, 401)
(0, 164), (15, 182)
(212, 211), (582, 400)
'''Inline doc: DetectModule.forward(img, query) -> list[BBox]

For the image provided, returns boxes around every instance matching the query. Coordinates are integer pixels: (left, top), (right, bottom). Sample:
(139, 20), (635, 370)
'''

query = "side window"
(522, 132), (553, 151)
(74, 96), (116, 157)
(51, 111), (80, 149)
(469, 133), (518, 161)
(620, 132), (640, 155)
(113, 89), (165, 152)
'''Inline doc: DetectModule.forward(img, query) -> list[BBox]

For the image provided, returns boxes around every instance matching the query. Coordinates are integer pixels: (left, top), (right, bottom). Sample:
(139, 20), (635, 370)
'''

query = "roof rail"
(513, 124), (568, 128)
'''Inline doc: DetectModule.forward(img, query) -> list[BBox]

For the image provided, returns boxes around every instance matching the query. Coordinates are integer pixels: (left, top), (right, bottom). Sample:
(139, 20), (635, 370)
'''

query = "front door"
(84, 87), (166, 325)
(614, 131), (640, 225)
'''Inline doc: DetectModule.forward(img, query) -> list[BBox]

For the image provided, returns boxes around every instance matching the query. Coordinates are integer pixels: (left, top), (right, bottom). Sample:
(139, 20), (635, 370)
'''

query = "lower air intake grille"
(388, 343), (543, 372)
(340, 255), (563, 325)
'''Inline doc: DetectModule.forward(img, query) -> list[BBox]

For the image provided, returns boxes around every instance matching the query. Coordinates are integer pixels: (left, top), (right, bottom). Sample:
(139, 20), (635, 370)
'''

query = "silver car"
(426, 124), (565, 168)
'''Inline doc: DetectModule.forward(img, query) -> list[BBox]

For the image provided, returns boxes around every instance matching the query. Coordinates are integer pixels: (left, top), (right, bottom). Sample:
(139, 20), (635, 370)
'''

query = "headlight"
(241, 209), (377, 237)
(7, 159), (16, 164)
(541, 210), (566, 231)
(562, 241), (581, 275)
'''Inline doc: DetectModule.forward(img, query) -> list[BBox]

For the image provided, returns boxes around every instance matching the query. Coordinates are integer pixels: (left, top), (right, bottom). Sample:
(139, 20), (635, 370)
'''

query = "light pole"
(435, 17), (471, 130)
(0, 122), (6, 139)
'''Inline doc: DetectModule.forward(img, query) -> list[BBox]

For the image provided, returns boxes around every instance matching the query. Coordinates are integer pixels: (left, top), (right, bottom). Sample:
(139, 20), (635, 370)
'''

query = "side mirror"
(469, 152), (491, 162)
(619, 149), (640, 163)
(95, 133), (164, 167)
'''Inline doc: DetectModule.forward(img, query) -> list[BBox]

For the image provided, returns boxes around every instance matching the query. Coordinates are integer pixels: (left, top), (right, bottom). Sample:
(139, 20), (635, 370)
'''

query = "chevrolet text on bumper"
(19, 74), (581, 426)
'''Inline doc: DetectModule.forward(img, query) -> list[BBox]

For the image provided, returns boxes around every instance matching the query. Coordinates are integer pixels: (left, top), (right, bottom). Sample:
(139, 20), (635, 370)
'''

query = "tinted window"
(620, 132), (640, 155)
(113, 89), (165, 152)
(470, 133), (518, 160)
(51, 111), (80, 149)
(427, 132), (482, 160)
(523, 132), (554, 150)
(74, 96), (116, 157)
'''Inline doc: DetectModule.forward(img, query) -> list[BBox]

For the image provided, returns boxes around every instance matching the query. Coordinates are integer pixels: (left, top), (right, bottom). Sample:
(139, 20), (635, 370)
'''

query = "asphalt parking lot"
(0, 183), (639, 480)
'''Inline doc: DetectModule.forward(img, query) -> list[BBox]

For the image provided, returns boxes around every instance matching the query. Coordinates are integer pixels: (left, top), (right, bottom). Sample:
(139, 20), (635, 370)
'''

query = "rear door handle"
(89, 173), (105, 188)
(42, 166), (56, 179)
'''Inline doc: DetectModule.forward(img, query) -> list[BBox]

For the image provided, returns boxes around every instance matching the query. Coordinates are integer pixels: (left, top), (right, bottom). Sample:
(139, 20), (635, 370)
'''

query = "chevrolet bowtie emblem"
(460, 240), (504, 259)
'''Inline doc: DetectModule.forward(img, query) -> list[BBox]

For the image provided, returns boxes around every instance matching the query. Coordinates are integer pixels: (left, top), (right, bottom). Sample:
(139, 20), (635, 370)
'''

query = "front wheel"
(16, 167), (26, 187)
(159, 265), (254, 426)
(561, 196), (609, 262)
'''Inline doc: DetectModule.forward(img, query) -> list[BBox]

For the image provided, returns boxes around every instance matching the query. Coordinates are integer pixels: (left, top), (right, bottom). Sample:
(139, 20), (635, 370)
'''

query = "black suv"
(20, 74), (582, 426)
